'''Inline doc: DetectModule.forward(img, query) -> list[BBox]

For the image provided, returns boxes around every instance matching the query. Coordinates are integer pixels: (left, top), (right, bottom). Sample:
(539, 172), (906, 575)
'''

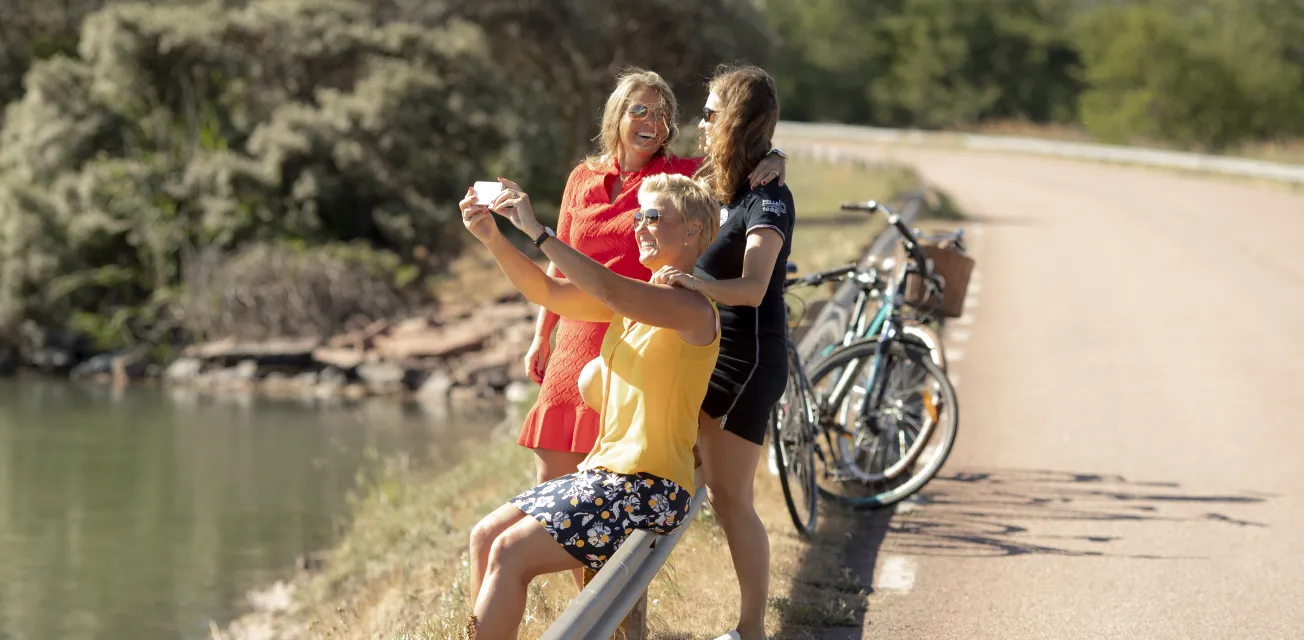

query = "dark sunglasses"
(701, 105), (718, 123)
(633, 208), (673, 227)
(627, 103), (667, 120)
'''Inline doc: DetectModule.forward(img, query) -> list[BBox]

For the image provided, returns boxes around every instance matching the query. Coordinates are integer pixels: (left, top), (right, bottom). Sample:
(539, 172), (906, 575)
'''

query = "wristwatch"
(767, 148), (788, 160)
(533, 226), (556, 247)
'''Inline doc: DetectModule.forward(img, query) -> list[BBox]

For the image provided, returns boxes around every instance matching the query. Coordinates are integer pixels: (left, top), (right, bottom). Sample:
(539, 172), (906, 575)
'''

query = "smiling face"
(618, 86), (669, 165)
(633, 191), (695, 271)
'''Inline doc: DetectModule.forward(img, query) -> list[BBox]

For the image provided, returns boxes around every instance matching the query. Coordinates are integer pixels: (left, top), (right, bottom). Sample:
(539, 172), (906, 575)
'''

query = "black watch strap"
(533, 226), (555, 247)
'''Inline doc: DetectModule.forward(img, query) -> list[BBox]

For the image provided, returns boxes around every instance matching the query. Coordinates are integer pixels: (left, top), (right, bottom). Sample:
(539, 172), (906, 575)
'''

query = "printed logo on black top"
(761, 199), (786, 215)
(719, 206), (730, 226)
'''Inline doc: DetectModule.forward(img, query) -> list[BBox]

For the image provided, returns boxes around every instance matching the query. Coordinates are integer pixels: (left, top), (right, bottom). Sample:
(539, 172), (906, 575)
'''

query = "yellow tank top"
(579, 304), (720, 495)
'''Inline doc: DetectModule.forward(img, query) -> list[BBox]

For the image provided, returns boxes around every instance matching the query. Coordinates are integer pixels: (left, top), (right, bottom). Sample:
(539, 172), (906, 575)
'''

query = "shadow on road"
(776, 467), (1273, 639)
(887, 468), (1270, 559)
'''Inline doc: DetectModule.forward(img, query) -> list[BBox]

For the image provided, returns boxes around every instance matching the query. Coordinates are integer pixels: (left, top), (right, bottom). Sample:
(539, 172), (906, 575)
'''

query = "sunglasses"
(627, 103), (667, 121)
(633, 208), (674, 227)
(701, 106), (718, 123)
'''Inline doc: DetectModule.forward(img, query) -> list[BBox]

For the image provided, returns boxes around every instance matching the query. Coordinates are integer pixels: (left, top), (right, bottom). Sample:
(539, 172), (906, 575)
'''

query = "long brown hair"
(695, 64), (780, 203)
(585, 68), (680, 171)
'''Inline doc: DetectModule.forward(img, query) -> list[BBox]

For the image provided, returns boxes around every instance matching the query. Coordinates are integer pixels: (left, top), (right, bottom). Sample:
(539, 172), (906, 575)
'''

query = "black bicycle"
(770, 201), (960, 535)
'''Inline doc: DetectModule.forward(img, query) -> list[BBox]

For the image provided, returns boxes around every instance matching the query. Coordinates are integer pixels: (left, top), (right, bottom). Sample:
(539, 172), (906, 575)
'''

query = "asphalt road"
(778, 140), (1304, 640)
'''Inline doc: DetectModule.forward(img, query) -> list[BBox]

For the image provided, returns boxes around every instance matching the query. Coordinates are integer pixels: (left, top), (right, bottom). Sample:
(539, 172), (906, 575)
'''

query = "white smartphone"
(473, 181), (503, 206)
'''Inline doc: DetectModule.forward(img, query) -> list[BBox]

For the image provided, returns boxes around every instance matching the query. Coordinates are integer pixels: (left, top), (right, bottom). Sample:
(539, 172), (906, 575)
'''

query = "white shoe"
(713, 632), (742, 640)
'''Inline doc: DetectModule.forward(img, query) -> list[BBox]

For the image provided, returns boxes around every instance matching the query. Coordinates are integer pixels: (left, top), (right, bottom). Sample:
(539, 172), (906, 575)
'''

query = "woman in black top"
(650, 64), (792, 640)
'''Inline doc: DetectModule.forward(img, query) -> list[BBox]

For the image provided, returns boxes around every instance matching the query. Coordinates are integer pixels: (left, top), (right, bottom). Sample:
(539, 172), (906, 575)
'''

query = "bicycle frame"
(820, 260), (927, 437)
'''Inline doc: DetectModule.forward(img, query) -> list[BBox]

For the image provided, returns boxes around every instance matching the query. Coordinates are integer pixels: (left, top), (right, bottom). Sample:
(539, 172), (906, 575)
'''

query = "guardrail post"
(579, 569), (647, 640)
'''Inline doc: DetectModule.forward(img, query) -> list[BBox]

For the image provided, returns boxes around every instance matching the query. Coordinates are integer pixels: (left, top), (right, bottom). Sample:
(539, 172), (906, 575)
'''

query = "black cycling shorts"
(700, 331), (788, 446)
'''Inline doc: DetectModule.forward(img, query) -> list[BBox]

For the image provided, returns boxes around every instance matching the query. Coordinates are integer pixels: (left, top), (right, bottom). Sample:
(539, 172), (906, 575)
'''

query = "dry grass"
(221, 158), (960, 640)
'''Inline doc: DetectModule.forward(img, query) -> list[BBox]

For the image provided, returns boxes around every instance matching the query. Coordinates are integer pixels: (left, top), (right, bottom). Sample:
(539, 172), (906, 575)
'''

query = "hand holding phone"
(473, 181), (503, 206)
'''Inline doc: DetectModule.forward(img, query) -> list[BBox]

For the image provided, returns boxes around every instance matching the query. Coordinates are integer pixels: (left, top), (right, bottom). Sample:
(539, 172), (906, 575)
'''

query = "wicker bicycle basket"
(904, 242), (974, 318)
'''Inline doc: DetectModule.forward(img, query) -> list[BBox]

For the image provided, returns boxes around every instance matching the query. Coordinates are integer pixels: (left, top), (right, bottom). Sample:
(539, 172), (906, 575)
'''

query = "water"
(0, 378), (498, 640)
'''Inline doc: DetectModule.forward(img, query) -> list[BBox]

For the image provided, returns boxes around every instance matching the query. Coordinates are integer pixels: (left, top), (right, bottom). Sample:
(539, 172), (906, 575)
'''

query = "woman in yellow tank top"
(458, 173), (721, 639)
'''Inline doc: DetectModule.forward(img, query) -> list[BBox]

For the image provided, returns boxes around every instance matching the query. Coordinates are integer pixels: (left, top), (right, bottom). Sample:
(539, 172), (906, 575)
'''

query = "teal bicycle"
(770, 201), (961, 535)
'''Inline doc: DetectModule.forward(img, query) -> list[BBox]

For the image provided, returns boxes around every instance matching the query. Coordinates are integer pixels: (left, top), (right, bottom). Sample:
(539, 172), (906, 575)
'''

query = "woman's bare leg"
(468, 503), (529, 604)
(473, 516), (584, 639)
(699, 411), (769, 640)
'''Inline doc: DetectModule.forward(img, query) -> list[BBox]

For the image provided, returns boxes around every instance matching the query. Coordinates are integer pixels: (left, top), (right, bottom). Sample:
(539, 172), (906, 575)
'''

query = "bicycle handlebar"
(839, 200), (932, 274)
(783, 263), (857, 290)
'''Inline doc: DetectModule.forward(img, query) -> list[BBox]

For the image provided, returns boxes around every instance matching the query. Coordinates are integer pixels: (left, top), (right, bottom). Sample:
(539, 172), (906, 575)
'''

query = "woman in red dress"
(516, 69), (787, 486)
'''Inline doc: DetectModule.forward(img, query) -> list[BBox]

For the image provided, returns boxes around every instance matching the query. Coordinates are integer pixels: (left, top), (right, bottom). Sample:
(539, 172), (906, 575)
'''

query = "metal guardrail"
(541, 490), (708, 639)
(775, 121), (1304, 184)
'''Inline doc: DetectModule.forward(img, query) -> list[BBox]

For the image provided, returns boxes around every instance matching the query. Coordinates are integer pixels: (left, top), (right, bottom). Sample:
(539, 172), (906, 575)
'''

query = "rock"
(357, 361), (405, 395)
(71, 353), (116, 379)
(114, 351), (154, 380)
(455, 343), (524, 389)
(233, 360), (259, 380)
(319, 367), (348, 388)
(311, 347), (364, 371)
(26, 348), (74, 374)
(17, 321), (89, 374)
(184, 336), (320, 367)
(391, 316), (433, 336)
(292, 371), (320, 388)
(416, 370), (454, 402)
(449, 385), (493, 414)
(326, 319), (389, 349)
(342, 383), (368, 399)
(262, 372), (291, 391)
(476, 301), (536, 324)
(164, 357), (204, 382)
(371, 322), (495, 360)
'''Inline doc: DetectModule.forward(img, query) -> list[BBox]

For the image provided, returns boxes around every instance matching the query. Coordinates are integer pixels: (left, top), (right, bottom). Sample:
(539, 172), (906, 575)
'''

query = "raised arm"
(459, 189), (611, 323)
(489, 179), (716, 344)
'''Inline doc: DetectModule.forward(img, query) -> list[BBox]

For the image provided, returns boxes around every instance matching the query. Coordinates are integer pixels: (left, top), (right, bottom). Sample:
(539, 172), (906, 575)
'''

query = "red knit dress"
(518, 153), (704, 453)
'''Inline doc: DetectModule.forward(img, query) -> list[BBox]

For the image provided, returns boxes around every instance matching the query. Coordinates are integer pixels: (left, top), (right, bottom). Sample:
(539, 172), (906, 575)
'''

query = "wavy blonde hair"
(695, 65), (780, 203)
(586, 68), (680, 171)
(640, 173), (719, 254)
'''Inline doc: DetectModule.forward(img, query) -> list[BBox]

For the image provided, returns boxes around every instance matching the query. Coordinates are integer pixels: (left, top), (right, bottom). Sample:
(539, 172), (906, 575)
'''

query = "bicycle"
(793, 223), (966, 374)
(769, 201), (961, 535)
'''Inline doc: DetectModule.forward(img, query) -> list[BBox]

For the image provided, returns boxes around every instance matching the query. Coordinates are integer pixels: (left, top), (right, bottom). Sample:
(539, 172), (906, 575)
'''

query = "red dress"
(518, 153), (704, 453)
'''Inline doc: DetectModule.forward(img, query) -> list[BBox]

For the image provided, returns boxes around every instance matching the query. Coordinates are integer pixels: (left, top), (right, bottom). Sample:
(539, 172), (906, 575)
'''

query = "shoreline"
(0, 288), (542, 417)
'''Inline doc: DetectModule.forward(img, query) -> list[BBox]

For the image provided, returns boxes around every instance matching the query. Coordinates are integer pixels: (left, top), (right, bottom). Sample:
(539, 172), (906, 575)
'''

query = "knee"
(486, 527), (534, 578)
(706, 480), (754, 519)
(469, 517), (500, 556)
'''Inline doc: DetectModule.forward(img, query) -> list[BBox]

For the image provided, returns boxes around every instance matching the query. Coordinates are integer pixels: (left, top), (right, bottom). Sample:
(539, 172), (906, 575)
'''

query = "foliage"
(763, 0), (1304, 148)
(2, 0), (1303, 352)
(0, 0), (772, 348)
(178, 241), (414, 341)
(1073, 0), (1304, 150)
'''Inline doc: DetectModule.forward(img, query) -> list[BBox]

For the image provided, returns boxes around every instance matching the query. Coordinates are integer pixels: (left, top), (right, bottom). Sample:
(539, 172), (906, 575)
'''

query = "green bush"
(178, 242), (414, 342)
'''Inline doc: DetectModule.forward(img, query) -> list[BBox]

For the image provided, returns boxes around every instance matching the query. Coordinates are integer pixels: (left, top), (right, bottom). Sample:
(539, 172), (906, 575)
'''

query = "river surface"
(0, 378), (499, 640)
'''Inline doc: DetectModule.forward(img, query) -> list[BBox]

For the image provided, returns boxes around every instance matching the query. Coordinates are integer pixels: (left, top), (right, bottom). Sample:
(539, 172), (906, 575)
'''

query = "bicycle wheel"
(807, 337), (958, 509)
(770, 346), (819, 537)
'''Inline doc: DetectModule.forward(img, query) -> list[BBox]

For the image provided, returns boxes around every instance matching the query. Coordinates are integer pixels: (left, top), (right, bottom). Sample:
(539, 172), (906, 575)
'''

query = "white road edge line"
(874, 555), (917, 594)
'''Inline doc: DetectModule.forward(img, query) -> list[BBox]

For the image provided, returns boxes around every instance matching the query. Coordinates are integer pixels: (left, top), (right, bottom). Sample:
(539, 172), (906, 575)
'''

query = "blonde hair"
(695, 65), (780, 203)
(639, 174), (719, 253)
(586, 68), (680, 171)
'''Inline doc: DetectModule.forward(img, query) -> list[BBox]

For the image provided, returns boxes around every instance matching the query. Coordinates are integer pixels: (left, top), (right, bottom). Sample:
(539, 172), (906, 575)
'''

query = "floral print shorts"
(510, 468), (693, 570)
